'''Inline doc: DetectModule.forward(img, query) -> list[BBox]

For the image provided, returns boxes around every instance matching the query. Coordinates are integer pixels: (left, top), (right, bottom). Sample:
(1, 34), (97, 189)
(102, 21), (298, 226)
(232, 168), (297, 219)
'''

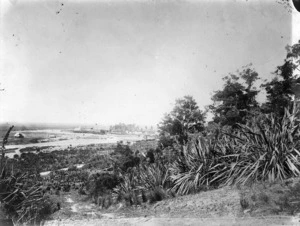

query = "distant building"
(73, 127), (82, 132)
(143, 134), (158, 141)
(14, 132), (24, 138)
(73, 125), (108, 134)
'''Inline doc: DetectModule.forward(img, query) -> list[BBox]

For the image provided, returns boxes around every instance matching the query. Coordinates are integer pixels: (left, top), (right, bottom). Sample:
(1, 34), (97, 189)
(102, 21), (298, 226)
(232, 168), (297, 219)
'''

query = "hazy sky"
(0, 0), (299, 126)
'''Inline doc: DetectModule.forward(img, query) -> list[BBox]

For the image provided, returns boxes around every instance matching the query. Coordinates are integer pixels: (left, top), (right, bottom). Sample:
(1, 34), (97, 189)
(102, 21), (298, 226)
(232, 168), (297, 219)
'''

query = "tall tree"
(158, 96), (206, 148)
(262, 41), (300, 117)
(209, 65), (260, 127)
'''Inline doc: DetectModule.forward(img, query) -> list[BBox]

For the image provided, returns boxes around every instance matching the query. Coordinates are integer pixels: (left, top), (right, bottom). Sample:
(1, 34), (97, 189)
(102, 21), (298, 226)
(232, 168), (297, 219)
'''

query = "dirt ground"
(44, 217), (300, 226)
(44, 187), (300, 226)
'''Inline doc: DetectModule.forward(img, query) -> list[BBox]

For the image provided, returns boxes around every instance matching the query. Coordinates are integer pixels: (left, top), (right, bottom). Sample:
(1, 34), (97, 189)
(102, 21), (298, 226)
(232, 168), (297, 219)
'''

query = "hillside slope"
(44, 186), (300, 226)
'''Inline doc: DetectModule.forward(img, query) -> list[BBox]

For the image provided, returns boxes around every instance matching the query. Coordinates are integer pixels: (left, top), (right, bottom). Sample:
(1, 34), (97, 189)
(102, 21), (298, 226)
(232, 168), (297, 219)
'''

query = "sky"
(0, 0), (299, 126)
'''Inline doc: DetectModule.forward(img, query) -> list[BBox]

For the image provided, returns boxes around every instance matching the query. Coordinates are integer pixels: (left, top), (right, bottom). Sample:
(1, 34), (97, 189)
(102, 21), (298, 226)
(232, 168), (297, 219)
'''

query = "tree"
(262, 41), (300, 117)
(209, 65), (260, 127)
(158, 96), (206, 148)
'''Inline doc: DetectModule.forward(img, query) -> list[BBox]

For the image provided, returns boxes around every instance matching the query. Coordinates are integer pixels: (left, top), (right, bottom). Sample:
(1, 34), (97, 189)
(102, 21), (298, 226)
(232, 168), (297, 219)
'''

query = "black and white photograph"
(1, 0), (300, 225)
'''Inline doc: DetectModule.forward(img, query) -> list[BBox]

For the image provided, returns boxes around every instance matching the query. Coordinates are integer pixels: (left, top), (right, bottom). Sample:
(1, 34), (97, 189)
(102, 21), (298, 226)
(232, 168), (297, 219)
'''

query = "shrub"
(86, 173), (120, 201)
(147, 187), (168, 203)
(0, 172), (57, 225)
(113, 143), (133, 156)
(168, 108), (300, 195)
(217, 109), (300, 186)
(139, 162), (171, 190)
(112, 161), (171, 205)
(169, 136), (220, 195)
(121, 156), (140, 172)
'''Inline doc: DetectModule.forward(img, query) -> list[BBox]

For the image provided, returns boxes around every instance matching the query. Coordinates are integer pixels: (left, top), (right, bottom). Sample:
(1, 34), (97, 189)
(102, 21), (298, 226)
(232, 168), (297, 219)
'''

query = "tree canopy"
(262, 41), (300, 117)
(158, 96), (206, 148)
(209, 66), (260, 127)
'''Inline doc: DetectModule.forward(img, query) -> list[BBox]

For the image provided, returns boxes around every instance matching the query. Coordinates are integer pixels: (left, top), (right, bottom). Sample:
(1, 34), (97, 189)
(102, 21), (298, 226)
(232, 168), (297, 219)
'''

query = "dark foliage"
(158, 96), (206, 148)
(262, 41), (300, 118)
(112, 142), (140, 172)
(87, 173), (121, 201)
(209, 65), (260, 127)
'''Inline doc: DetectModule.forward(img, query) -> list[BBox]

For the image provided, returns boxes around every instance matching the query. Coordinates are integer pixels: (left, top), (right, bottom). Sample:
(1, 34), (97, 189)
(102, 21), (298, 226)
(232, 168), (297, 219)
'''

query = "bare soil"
(44, 186), (300, 226)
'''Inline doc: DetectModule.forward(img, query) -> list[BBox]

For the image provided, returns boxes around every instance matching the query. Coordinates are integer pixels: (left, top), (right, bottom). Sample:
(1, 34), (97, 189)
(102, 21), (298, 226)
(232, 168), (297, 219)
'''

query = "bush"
(217, 109), (300, 186)
(168, 108), (300, 195)
(0, 172), (57, 225)
(113, 143), (133, 156)
(169, 136), (221, 195)
(113, 161), (172, 206)
(147, 187), (168, 203)
(87, 173), (120, 201)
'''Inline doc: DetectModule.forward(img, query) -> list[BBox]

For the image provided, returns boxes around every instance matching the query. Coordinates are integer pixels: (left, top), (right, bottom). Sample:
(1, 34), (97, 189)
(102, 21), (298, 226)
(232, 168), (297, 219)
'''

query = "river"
(5, 131), (144, 158)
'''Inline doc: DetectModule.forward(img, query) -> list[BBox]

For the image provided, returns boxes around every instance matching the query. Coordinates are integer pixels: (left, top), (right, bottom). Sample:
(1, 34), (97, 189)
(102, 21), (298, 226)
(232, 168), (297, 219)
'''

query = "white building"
(14, 132), (24, 138)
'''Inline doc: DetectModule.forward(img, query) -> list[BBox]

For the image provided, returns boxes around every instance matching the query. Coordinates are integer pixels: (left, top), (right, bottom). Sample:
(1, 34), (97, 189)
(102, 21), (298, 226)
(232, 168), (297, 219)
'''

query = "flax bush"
(169, 108), (300, 195)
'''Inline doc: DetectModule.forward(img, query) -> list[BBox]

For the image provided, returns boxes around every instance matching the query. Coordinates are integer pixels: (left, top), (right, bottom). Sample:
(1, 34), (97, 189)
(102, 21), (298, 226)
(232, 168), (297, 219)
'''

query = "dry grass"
(239, 178), (300, 216)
